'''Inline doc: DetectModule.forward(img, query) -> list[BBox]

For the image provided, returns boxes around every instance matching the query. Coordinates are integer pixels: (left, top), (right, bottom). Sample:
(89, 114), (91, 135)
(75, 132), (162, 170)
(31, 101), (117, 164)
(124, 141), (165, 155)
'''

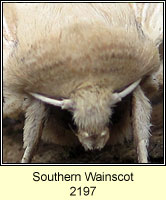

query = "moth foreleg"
(132, 86), (152, 163)
(3, 95), (23, 119)
(21, 99), (48, 163)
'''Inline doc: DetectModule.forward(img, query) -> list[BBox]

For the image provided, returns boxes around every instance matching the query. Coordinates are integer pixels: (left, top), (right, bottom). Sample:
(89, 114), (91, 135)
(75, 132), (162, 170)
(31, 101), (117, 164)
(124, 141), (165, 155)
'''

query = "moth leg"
(21, 99), (48, 163)
(3, 92), (31, 119)
(132, 86), (152, 163)
(3, 95), (23, 119)
(141, 61), (163, 98)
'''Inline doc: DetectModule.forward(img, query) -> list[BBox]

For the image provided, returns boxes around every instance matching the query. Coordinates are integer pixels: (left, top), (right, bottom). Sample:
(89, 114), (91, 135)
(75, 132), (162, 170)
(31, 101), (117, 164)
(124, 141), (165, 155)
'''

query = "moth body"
(3, 3), (163, 162)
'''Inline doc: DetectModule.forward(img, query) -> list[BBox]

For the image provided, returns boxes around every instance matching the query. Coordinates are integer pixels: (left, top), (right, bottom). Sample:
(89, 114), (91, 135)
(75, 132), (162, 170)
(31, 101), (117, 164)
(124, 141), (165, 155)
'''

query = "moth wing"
(131, 3), (163, 89)
(3, 3), (19, 64)
(131, 3), (163, 47)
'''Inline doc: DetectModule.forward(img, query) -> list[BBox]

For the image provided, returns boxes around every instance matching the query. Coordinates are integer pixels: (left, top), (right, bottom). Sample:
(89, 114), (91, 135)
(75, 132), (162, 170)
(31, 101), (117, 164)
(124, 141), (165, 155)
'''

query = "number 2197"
(70, 186), (96, 196)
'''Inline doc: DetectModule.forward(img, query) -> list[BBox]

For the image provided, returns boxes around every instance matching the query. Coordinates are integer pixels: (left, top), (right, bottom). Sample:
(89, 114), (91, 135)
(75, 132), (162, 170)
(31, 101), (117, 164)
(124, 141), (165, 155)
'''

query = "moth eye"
(101, 131), (107, 137)
(84, 132), (89, 137)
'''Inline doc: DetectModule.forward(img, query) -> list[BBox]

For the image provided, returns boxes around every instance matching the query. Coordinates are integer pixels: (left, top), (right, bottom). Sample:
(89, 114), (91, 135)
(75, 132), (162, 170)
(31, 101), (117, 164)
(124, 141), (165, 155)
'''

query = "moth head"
(30, 79), (141, 150)
(77, 128), (110, 151)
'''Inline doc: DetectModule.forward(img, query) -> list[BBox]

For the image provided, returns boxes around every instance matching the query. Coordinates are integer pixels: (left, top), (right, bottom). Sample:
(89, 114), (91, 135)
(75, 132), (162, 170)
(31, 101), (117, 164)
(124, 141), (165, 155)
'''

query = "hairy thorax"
(4, 20), (159, 100)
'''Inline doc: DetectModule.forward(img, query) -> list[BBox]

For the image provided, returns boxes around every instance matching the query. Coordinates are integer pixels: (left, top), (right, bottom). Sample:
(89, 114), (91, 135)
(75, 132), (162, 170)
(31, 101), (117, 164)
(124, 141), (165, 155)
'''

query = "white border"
(1, 0), (165, 166)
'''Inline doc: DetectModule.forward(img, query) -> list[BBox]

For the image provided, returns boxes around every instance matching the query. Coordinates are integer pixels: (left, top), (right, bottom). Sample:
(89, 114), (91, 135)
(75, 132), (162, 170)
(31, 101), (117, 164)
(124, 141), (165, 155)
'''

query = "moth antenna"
(112, 79), (141, 103)
(30, 92), (74, 110)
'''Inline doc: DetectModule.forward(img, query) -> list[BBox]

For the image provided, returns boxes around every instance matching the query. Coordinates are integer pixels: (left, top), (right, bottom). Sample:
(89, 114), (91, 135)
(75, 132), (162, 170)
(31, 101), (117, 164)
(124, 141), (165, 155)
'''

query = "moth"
(3, 3), (163, 163)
